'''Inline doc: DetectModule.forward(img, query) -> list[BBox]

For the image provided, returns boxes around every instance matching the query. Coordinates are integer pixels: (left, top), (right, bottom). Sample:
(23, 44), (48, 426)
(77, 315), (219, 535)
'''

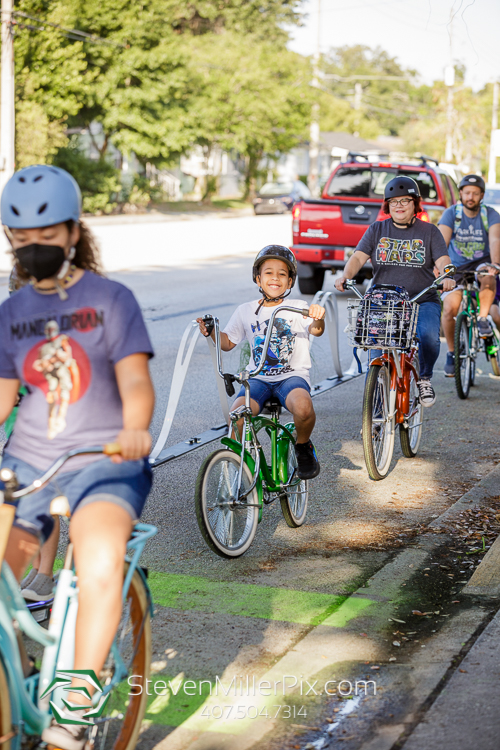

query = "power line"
(9, 10), (126, 47)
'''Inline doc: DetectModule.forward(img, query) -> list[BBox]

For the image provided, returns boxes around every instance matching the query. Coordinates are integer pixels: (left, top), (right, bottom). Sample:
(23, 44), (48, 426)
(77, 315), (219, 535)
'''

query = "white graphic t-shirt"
(223, 300), (312, 384)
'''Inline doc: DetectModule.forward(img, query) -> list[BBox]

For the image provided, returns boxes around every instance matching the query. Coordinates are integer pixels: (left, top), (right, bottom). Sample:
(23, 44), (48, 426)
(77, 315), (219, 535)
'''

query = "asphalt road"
(3, 214), (500, 750)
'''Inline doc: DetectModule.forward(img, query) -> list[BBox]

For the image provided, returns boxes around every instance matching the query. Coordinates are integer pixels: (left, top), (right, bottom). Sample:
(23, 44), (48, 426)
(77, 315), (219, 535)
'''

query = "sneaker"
(42, 709), (88, 750)
(444, 352), (455, 377)
(295, 440), (320, 479)
(417, 379), (436, 407)
(477, 317), (493, 338)
(20, 568), (38, 590)
(21, 573), (54, 602)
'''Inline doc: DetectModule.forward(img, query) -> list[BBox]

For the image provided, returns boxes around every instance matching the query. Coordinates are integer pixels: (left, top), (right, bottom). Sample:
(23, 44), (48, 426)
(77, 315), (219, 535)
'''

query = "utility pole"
(488, 81), (499, 184)
(307, 0), (320, 198)
(353, 82), (362, 110)
(444, 6), (454, 162)
(0, 0), (15, 193)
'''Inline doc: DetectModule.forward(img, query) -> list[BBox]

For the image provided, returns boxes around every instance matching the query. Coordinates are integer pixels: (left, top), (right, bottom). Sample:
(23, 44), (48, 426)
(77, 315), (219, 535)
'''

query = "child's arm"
(196, 317), (237, 351)
(306, 305), (326, 337)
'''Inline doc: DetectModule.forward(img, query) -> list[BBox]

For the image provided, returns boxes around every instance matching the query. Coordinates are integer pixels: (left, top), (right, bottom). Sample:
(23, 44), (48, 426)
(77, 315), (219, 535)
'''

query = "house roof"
(319, 131), (381, 152)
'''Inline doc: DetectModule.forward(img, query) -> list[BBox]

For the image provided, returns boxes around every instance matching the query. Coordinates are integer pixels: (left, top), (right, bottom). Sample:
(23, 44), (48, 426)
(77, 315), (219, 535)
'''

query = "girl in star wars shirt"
(0, 165), (154, 750)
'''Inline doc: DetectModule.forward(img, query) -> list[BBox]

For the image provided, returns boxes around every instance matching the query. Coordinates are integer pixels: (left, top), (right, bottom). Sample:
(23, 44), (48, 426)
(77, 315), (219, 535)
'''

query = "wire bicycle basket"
(346, 286), (419, 350)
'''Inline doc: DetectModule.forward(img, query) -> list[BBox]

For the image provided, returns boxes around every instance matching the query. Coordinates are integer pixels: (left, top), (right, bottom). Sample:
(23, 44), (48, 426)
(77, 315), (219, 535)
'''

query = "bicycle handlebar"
(345, 264), (457, 304)
(209, 304), (311, 391)
(0, 443), (121, 501)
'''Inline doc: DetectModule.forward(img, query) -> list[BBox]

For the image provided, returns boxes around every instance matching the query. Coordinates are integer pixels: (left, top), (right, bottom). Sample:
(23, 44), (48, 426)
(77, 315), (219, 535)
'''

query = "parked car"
(253, 180), (311, 215)
(291, 154), (459, 294)
(485, 184), (500, 213)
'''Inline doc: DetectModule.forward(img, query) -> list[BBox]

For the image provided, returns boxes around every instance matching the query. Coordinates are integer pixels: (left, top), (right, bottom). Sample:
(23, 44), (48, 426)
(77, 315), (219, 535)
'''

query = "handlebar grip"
(103, 442), (122, 456)
(201, 314), (214, 336)
(223, 373), (236, 397)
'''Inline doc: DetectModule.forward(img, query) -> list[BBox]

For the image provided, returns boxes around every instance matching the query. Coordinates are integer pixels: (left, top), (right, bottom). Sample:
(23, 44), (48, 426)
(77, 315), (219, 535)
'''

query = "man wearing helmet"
(335, 176), (455, 407)
(438, 174), (500, 375)
(197, 245), (325, 479)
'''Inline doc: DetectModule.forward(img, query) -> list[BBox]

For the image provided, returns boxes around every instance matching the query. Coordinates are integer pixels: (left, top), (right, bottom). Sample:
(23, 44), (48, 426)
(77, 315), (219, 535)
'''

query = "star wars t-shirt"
(356, 217), (449, 303)
(438, 204), (500, 266)
(0, 271), (154, 470)
(223, 300), (312, 384)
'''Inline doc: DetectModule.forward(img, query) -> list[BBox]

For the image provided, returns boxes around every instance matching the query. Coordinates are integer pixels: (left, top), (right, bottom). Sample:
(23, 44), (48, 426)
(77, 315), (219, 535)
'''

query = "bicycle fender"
(220, 438), (264, 517)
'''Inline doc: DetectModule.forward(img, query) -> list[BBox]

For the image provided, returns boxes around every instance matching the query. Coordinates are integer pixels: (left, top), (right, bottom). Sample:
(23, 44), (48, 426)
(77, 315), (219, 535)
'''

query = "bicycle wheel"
(279, 440), (308, 528)
(400, 361), (423, 458)
(195, 449), (259, 558)
(362, 364), (395, 481)
(454, 312), (471, 399)
(0, 657), (13, 750)
(488, 334), (500, 376)
(91, 565), (151, 750)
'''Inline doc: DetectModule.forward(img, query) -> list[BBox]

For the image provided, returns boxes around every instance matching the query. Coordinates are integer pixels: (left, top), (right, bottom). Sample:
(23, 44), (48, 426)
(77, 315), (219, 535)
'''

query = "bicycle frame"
(369, 346), (420, 426)
(0, 447), (157, 748)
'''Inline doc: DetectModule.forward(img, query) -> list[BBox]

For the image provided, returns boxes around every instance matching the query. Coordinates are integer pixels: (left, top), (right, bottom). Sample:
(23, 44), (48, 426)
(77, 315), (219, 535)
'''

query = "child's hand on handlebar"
(441, 277), (456, 292)
(306, 304), (326, 320)
(112, 429), (152, 463)
(196, 316), (214, 338)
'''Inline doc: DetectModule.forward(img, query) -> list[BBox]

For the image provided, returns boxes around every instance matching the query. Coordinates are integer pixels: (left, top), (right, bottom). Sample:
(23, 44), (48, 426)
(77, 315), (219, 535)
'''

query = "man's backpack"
(453, 202), (489, 236)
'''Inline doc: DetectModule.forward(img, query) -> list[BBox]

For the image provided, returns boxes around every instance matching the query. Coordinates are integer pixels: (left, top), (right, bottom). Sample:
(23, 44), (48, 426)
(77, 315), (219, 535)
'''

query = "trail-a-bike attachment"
(195, 306), (311, 558)
(0, 444), (157, 750)
(345, 265), (455, 480)
(453, 264), (500, 400)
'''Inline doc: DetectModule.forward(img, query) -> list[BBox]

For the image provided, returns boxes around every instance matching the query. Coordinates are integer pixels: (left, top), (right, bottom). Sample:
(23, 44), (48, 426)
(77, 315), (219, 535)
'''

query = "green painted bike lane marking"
(148, 571), (350, 626)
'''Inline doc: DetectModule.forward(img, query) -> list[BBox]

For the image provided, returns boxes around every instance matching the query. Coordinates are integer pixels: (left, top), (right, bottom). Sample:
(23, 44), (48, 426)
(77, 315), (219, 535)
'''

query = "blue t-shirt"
(0, 271), (154, 470)
(438, 204), (500, 266)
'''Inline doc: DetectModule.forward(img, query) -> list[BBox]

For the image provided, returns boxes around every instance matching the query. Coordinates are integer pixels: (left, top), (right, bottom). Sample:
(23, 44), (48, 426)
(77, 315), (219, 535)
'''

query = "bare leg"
(37, 516), (60, 576)
(478, 275), (496, 318)
(5, 526), (40, 580)
(285, 389), (316, 443)
(490, 303), (500, 330)
(68, 502), (132, 703)
(442, 290), (463, 352)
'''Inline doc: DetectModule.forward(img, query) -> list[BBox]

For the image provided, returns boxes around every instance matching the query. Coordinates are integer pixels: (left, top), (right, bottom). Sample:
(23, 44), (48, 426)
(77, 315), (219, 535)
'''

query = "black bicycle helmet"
(459, 174), (485, 192)
(384, 176), (420, 201)
(252, 245), (297, 286)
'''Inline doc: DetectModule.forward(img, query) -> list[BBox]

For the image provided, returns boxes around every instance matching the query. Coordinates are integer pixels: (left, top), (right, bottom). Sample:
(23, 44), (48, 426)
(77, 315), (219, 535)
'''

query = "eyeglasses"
(388, 198), (413, 207)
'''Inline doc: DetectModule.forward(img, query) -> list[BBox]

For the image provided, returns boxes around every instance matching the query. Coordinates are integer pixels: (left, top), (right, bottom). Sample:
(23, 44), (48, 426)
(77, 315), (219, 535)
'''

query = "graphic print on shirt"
(21, 310), (97, 440)
(251, 317), (296, 377)
(454, 224), (487, 260)
(376, 237), (426, 267)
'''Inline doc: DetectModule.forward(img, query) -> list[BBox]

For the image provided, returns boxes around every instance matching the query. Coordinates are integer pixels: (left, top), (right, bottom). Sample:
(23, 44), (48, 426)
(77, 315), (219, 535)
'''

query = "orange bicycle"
(346, 266), (455, 480)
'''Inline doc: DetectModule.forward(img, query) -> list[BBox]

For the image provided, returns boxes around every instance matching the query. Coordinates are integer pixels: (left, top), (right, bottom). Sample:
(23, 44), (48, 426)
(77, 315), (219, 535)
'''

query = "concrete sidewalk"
(401, 607), (500, 750)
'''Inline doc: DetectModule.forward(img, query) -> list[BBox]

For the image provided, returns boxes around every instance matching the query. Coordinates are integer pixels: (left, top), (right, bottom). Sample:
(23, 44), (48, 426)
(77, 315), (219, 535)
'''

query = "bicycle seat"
(260, 397), (282, 415)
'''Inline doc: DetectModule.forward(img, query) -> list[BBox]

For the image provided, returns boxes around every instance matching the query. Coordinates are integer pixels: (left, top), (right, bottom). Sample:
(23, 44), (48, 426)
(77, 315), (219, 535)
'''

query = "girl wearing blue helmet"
(0, 165), (155, 750)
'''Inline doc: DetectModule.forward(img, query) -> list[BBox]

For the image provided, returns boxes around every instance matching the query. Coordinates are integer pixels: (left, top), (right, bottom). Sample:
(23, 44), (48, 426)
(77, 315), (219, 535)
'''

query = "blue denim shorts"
(236, 376), (311, 412)
(1, 453), (153, 543)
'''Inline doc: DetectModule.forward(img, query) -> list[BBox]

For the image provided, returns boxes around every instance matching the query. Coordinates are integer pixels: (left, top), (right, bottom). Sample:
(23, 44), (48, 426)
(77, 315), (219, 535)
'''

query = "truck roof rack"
(345, 151), (371, 163)
(418, 154), (439, 166)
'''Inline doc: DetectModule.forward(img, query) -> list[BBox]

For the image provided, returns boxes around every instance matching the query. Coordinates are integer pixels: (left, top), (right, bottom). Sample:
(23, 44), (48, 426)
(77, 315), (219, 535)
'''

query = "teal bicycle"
(195, 306), (310, 558)
(454, 265), (500, 399)
(0, 445), (157, 750)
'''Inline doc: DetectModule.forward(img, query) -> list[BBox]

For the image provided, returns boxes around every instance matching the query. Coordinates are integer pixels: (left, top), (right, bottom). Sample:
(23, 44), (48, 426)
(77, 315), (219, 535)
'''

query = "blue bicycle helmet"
(1, 165), (81, 229)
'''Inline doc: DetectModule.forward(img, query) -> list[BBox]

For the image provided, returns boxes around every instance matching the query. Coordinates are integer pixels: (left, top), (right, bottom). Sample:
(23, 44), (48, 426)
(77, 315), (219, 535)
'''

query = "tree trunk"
(244, 149), (262, 200)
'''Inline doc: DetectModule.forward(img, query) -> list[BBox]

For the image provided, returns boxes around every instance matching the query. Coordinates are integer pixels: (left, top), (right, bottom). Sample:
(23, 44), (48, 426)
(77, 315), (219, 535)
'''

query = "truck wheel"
(298, 268), (325, 295)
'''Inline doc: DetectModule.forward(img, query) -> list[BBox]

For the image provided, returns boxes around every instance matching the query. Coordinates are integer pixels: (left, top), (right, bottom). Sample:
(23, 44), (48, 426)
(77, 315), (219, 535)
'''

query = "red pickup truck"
(291, 155), (459, 294)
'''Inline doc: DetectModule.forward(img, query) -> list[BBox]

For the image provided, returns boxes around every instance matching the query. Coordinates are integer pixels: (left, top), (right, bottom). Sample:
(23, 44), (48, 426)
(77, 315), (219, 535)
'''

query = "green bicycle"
(0, 445), (157, 750)
(195, 306), (310, 558)
(454, 265), (500, 399)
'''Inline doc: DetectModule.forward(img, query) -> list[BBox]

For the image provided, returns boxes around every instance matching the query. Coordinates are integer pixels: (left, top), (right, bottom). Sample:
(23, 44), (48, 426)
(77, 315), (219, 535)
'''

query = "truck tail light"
(418, 210), (430, 222)
(292, 203), (301, 233)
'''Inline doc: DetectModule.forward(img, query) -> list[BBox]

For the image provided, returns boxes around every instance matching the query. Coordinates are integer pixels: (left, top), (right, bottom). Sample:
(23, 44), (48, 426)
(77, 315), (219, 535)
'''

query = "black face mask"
(15, 244), (66, 282)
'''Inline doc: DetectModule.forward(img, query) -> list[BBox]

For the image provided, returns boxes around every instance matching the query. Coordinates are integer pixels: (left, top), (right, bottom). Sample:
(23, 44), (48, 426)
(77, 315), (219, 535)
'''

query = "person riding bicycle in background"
(197, 245), (325, 480)
(438, 174), (500, 376)
(335, 176), (455, 407)
(0, 165), (154, 750)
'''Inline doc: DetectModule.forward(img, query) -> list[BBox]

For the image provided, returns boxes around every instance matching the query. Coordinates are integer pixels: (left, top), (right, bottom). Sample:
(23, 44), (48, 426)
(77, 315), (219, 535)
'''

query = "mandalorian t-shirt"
(0, 271), (153, 470)
(355, 217), (449, 303)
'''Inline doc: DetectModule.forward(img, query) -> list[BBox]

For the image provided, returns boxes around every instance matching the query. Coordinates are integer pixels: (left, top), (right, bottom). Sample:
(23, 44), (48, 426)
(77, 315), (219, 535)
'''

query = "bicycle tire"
(488, 333), (500, 376)
(454, 312), (471, 399)
(362, 364), (395, 481)
(0, 657), (13, 750)
(91, 564), (151, 750)
(279, 441), (308, 528)
(400, 361), (423, 458)
(195, 449), (259, 558)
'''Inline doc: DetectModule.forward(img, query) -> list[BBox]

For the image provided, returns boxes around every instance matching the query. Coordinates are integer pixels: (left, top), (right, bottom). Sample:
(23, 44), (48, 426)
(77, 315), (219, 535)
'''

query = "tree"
(186, 32), (314, 197)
